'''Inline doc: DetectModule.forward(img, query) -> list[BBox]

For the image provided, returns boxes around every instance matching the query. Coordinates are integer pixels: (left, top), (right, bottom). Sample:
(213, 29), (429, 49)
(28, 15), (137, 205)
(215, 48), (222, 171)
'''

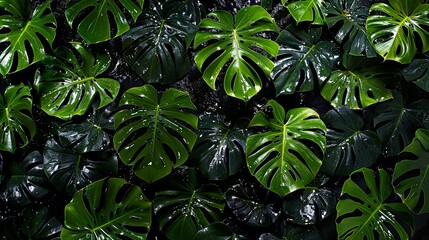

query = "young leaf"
(246, 100), (327, 197)
(194, 5), (279, 101)
(285, 0), (326, 25)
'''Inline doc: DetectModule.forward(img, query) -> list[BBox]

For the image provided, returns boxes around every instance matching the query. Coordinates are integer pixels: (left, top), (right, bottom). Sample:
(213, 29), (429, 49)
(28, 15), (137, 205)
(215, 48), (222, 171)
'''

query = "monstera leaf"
(154, 168), (225, 240)
(402, 53), (429, 92)
(0, 151), (49, 205)
(0, 0), (56, 76)
(246, 100), (327, 197)
(366, 0), (429, 64)
(336, 168), (414, 240)
(321, 53), (396, 109)
(191, 116), (248, 181)
(321, 106), (381, 176)
(58, 108), (115, 153)
(0, 84), (35, 153)
(65, 0), (144, 44)
(194, 223), (247, 240)
(123, 0), (197, 84)
(114, 84), (198, 183)
(35, 42), (120, 120)
(285, 0), (326, 25)
(61, 177), (152, 239)
(194, 5), (279, 101)
(43, 138), (118, 194)
(374, 91), (429, 156)
(326, 0), (376, 57)
(393, 129), (429, 214)
(272, 26), (339, 95)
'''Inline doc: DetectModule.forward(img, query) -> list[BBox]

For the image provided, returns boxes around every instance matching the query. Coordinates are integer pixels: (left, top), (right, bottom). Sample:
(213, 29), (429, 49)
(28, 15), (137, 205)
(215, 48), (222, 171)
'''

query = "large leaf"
(194, 223), (247, 240)
(114, 84), (198, 183)
(0, 84), (35, 153)
(336, 168), (414, 240)
(374, 91), (429, 156)
(123, 0), (197, 84)
(393, 129), (429, 214)
(61, 177), (152, 239)
(321, 106), (381, 176)
(285, 0), (326, 25)
(0, 151), (49, 205)
(402, 53), (429, 92)
(35, 42), (120, 120)
(153, 168), (225, 240)
(366, 0), (429, 64)
(161, 0), (203, 24)
(272, 26), (339, 95)
(194, 5), (279, 101)
(191, 116), (248, 181)
(321, 53), (395, 109)
(0, 0), (56, 76)
(65, 0), (144, 44)
(326, 0), (376, 57)
(43, 137), (118, 194)
(246, 100), (327, 197)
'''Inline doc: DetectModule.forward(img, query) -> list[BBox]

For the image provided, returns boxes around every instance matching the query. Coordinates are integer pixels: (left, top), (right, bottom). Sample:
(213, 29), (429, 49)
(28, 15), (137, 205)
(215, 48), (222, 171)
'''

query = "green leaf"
(321, 106), (381, 176)
(154, 168), (225, 240)
(366, 0), (429, 64)
(285, 0), (326, 25)
(0, 0), (56, 76)
(123, 0), (197, 84)
(283, 188), (335, 225)
(192, 116), (248, 181)
(65, 0), (144, 44)
(162, 0), (203, 24)
(43, 137), (118, 194)
(402, 53), (429, 92)
(0, 151), (49, 205)
(336, 168), (414, 240)
(35, 42), (120, 120)
(393, 128), (429, 214)
(374, 91), (429, 156)
(0, 84), (35, 153)
(194, 5), (279, 101)
(114, 84), (198, 183)
(246, 100), (327, 197)
(326, 0), (376, 57)
(194, 223), (247, 240)
(281, 223), (324, 240)
(272, 26), (339, 95)
(61, 177), (152, 239)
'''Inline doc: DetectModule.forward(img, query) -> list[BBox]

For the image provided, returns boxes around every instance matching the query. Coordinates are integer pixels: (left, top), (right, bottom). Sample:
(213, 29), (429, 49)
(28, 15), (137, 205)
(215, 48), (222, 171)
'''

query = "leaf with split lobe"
(285, 0), (327, 25)
(402, 53), (429, 92)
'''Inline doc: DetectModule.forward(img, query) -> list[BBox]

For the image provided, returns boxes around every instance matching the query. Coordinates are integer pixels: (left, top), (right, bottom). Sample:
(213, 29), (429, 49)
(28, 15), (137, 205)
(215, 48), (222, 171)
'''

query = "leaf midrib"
(90, 207), (145, 233)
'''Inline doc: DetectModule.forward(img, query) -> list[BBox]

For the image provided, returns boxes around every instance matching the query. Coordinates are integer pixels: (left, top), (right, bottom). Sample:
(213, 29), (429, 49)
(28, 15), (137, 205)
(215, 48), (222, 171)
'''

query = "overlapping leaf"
(402, 53), (429, 92)
(285, 0), (326, 25)
(194, 223), (247, 240)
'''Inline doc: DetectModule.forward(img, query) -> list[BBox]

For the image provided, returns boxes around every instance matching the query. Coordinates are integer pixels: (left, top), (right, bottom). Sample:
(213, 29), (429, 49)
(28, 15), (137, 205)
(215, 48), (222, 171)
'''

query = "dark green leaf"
(336, 168), (414, 240)
(65, 0), (144, 44)
(281, 223), (324, 240)
(285, 0), (326, 25)
(321, 106), (381, 176)
(194, 5), (279, 101)
(0, 0), (57, 75)
(61, 177), (152, 239)
(402, 53), (429, 92)
(246, 100), (327, 197)
(35, 42), (120, 120)
(154, 168), (225, 240)
(194, 223), (247, 240)
(162, 0), (203, 24)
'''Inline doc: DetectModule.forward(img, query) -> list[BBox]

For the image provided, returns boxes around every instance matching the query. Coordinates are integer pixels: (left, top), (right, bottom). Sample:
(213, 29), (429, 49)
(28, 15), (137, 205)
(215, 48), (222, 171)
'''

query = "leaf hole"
(336, 208), (363, 224)
(350, 171), (371, 195)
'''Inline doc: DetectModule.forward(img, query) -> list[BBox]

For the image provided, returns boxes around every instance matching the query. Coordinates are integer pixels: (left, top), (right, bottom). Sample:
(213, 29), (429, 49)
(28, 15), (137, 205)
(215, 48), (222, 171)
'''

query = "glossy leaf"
(246, 100), (327, 197)
(43, 138), (118, 194)
(0, 84), (35, 153)
(61, 177), (152, 239)
(336, 168), (414, 240)
(285, 0), (326, 25)
(393, 129), (429, 214)
(366, 0), (429, 64)
(0, 0), (57, 75)
(194, 5), (279, 101)
(65, 0), (144, 44)
(114, 84), (198, 183)
(374, 92), (429, 156)
(123, 0), (197, 84)
(321, 106), (381, 176)
(326, 0), (376, 57)
(35, 42), (120, 120)
(402, 53), (429, 92)
(160, 0), (203, 25)
(283, 188), (335, 225)
(281, 223), (324, 240)
(194, 223), (247, 240)
(272, 26), (339, 95)
(192, 116), (248, 181)
(154, 168), (225, 240)
(58, 108), (115, 153)
(0, 151), (49, 205)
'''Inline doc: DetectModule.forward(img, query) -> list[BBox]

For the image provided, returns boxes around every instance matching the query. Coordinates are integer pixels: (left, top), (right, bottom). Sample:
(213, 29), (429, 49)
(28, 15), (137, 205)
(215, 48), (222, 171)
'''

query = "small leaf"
(285, 0), (326, 25)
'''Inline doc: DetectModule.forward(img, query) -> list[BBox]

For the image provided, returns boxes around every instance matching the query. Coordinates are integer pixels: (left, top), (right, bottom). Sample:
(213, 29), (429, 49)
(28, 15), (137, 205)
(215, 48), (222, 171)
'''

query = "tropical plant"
(402, 53), (429, 92)
(194, 223), (247, 240)
(284, 0), (326, 25)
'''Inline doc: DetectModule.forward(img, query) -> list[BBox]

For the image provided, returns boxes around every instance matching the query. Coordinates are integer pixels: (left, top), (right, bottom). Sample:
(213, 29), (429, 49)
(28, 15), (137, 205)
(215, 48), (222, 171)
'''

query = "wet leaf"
(281, 223), (324, 240)
(285, 0), (326, 25)
(194, 223), (247, 240)
(402, 53), (429, 92)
